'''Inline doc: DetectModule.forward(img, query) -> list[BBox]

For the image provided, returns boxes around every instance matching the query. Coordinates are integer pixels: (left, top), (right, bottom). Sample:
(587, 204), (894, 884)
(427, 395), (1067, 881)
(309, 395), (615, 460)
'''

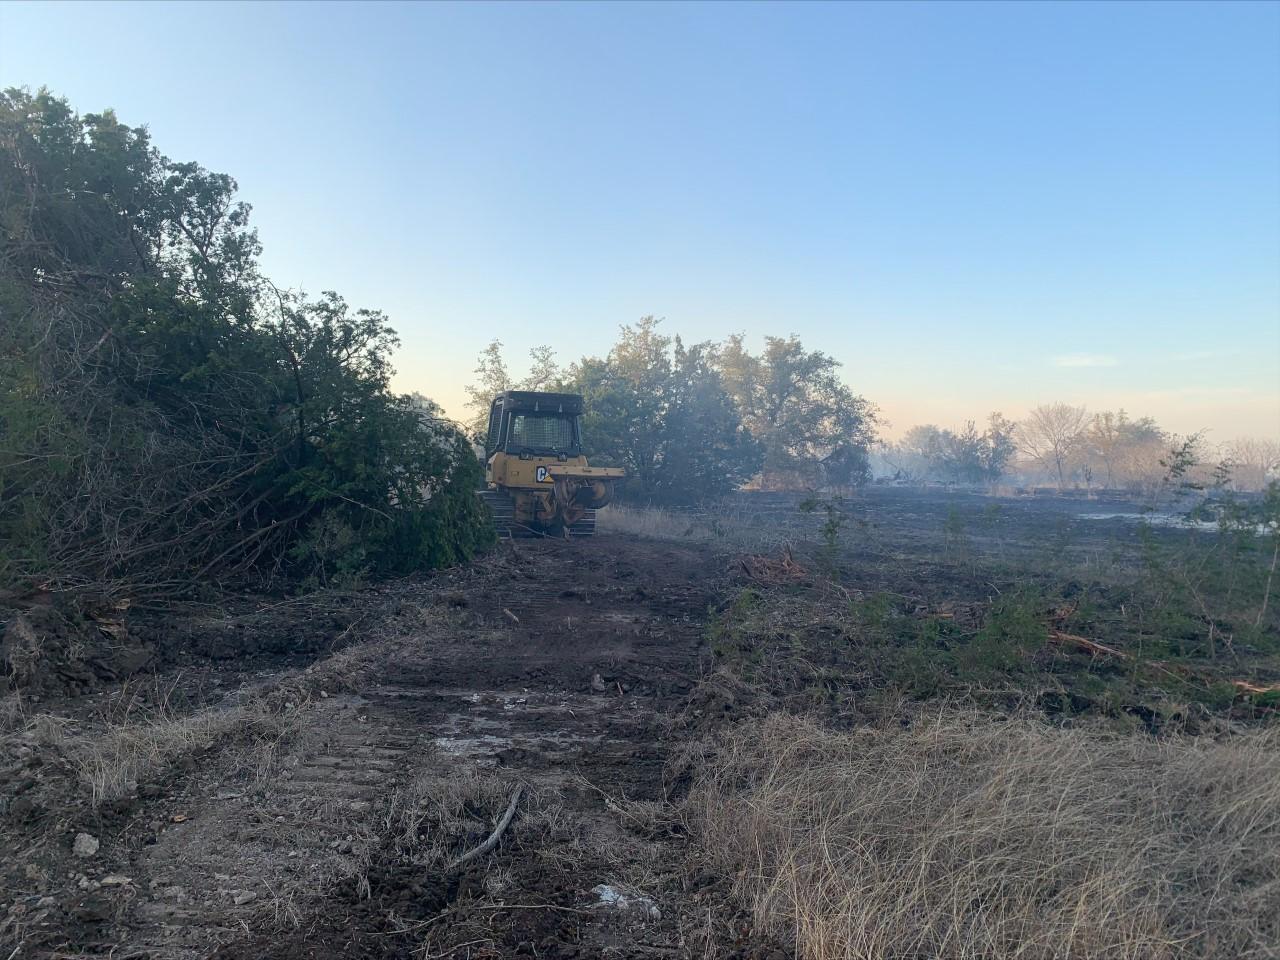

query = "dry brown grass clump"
(76, 701), (307, 804)
(9, 698), (307, 806)
(596, 503), (784, 551)
(683, 712), (1280, 960)
(597, 505), (712, 541)
(384, 767), (513, 863)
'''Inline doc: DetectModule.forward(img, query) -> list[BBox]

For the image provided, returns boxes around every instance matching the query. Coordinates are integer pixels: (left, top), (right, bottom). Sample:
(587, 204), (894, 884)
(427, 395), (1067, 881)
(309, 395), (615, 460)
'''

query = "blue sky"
(3, 0), (1278, 439)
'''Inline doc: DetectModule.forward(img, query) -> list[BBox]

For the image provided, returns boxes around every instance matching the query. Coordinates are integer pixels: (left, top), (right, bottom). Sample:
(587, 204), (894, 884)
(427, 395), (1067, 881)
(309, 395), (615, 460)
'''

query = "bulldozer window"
(485, 407), (499, 454)
(509, 414), (575, 452)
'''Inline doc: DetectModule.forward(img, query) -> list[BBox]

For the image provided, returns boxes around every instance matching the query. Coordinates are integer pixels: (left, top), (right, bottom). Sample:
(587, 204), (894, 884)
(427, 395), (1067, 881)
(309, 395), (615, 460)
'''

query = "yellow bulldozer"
(478, 391), (624, 537)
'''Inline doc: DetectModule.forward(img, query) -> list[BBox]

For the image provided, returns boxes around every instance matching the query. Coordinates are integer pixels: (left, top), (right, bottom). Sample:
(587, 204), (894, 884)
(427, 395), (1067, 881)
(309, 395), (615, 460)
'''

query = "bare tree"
(463, 340), (564, 435)
(1226, 437), (1280, 491)
(463, 340), (514, 434)
(1018, 403), (1090, 489)
(1085, 410), (1167, 491)
(1088, 411), (1126, 489)
(522, 344), (563, 392)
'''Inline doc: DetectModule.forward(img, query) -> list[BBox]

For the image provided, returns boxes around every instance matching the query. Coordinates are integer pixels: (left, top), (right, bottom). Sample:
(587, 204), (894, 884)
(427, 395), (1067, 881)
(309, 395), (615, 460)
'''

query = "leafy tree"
(570, 319), (760, 502)
(522, 344), (563, 392)
(982, 413), (1018, 481)
(719, 334), (876, 488)
(572, 318), (673, 494)
(0, 88), (488, 597)
(901, 425), (947, 472)
(463, 339), (565, 435)
(653, 339), (762, 499)
(952, 422), (992, 483)
(466, 328), (872, 497)
(463, 339), (513, 435)
(885, 414), (1015, 485)
(822, 443), (873, 489)
(1086, 410), (1166, 490)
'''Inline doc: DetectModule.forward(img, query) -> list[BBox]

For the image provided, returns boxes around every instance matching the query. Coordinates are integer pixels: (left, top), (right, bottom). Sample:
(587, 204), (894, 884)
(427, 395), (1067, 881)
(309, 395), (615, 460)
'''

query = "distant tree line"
(877, 402), (1279, 493)
(466, 321), (878, 503)
(0, 89), (488, 598)
(878, 416), (1018, 486)
(468, 341), (1278, 502)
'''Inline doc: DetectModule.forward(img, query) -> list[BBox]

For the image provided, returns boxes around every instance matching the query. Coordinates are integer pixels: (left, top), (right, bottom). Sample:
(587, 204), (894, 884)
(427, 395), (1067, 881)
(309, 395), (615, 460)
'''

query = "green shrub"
(0, 88), (489, 597)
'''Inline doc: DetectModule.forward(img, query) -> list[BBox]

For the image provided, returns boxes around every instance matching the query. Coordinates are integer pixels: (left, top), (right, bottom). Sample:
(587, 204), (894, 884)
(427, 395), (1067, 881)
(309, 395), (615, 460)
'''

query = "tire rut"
(120, 693), (431, 959)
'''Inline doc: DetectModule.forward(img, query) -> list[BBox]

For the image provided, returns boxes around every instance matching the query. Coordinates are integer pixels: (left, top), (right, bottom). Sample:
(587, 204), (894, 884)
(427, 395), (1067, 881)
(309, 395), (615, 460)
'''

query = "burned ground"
(3, 489), (1277, 959)
(2, 536), (745, 959)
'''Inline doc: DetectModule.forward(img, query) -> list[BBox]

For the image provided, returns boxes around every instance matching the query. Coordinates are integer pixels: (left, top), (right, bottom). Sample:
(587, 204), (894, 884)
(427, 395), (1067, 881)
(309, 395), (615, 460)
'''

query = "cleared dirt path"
(16, 535), (725, 960)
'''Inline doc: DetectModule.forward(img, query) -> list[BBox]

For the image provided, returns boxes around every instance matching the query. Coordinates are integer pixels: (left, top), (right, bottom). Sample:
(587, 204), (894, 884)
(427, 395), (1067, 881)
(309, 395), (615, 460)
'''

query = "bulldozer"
(478, 391), (624, 537)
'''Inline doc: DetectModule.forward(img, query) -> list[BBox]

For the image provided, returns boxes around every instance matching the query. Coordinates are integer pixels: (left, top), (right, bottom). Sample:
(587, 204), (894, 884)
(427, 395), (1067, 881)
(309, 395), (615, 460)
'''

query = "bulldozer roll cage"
(485, 391), (584, 459)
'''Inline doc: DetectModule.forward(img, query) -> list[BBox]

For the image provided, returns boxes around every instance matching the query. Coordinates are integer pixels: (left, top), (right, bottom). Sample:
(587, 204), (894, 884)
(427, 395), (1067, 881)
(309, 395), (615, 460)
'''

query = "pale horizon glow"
(2, 0), (1277, 442)
(1053, 355), (1120, 369)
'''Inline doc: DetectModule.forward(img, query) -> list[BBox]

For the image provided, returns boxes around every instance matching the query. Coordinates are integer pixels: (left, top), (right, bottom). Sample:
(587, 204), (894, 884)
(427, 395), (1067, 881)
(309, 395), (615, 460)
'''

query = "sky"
(3, 0), (1278, 441)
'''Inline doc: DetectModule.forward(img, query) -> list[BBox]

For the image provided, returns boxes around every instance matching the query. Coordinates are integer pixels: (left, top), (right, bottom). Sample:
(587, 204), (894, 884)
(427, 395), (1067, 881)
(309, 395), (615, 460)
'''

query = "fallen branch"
(448, 783), (524, 871)
(1049, 631), (1127, 660)
(734, 546), (807, 585)
(1050, 630), (1275, 699)
(1050, 630), (1191, 685)
(1232, 679), (1280, 697)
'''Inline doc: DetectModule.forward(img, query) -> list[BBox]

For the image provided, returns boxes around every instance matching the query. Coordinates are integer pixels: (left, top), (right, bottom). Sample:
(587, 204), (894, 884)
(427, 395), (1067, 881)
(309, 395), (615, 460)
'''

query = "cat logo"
(535, 466), (553, 483)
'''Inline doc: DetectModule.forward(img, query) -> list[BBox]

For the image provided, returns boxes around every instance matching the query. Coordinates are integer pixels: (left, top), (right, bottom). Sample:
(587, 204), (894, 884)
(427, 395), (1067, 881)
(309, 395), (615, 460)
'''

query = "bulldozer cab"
(485, 391), (583, 461)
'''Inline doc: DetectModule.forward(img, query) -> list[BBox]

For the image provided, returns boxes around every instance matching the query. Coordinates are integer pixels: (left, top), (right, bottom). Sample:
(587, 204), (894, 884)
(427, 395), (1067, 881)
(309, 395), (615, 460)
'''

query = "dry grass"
(0, 691), (27, 734)
(596, 503), (785, 551)
(682, 712), (1280, 960)
(384, 770), (600, 868)
(69, 606), (447, 804)
(57, 699), (305, 805)
(597, 504), (713, 541)
(3, 616), (440, 814)
(384, 767), (513, 864)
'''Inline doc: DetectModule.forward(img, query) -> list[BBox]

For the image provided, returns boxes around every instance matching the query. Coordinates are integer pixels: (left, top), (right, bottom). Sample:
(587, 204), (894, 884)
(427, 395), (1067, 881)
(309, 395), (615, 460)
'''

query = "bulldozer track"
(19, 536), (718, 960)
(478, 488), (596, 538)
(121, 694), (431, 960)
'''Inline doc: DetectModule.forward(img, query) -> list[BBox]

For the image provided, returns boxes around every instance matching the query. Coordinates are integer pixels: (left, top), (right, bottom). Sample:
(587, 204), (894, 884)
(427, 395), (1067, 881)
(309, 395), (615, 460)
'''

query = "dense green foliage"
(718, 334), (877, 489)
(468, 321), (878, 503)
(572, 318), (762, 502)
(0, 89), (488, 596)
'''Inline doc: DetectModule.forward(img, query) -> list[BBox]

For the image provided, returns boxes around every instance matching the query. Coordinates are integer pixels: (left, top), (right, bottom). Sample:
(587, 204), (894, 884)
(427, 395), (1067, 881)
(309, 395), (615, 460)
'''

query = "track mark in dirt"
(2, 536), (721, 959)
(0, 536), (729, 958)
(205, 535), (722, 959)
(120, 692), (435, 960)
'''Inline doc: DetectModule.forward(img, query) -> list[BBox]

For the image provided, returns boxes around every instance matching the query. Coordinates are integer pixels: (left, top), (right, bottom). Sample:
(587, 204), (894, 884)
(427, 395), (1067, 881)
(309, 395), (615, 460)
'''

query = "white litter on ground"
(591, 883), (661, 920)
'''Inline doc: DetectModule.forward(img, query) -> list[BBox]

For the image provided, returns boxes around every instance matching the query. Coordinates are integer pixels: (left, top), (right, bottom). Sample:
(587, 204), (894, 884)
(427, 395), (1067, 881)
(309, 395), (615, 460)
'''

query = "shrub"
(0, 88), (489, 598)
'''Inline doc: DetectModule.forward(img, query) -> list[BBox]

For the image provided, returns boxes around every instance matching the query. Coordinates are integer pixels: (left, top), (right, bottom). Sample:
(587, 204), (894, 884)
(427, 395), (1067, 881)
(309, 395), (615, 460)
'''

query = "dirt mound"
(1, 587), (401, 696)
(1, 600), (153, 694)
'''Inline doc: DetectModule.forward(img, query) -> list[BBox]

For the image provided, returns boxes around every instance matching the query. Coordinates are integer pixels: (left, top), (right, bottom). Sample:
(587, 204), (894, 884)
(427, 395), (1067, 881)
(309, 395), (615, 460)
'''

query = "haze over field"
(2, 0), (1277, 440)
(4, 5), (1280, 957)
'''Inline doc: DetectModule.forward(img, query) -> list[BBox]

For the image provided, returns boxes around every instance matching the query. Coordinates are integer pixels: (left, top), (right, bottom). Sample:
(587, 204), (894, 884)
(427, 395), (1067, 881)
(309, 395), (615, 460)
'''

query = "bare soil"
(4, 488), (1275, 959)
(3, 535), (757, 959)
